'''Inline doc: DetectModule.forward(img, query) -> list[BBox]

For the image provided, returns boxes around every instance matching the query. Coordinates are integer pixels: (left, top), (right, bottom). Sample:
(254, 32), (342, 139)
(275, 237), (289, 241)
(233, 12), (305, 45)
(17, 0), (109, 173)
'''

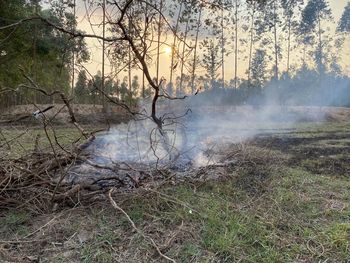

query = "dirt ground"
(0, 106), (350, 262)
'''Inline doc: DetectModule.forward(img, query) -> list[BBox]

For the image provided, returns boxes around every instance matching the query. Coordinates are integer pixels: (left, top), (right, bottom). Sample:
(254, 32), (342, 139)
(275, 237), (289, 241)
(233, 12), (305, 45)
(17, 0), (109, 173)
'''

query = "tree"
(207, 1), (230, 88)
(268, 0), (281, 80)
(338, 2), (350, 73)
(168, 0), (184, 94)
(179, 18), (189, 95)
(246, 0), (257, 83)
(338, 2), (350, 33)
(219, 1), (230, 88)
(156, 0), (164, 84)
(0, 0), (29, 87)
(0, 0), (89, 107)
(47, 1), (90, 79)
(109, 0), (153, 102)
(74, 70), (88, 102)
(190, 3), (203, 93)
(201, 39), (222, 89)
(299, 0), (332, 74)
(250, 49), (267, 88)
(131, 75), (140, 99)
(232, 0), (240, 89)
(256, 0), (295, 81)
(104, 78), (116, 106)
(92, 71), (103, 105)
(280, 0), (304, 75)
(102, 0), (106, 110)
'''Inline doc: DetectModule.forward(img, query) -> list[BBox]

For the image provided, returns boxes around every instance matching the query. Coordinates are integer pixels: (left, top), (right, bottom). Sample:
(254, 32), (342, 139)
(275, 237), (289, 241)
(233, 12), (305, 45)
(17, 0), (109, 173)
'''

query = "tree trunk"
(234, 0), (238, 89)
(221, 5), (225, 88)
(179, 19), (189, 95)
(317, 11), (323, 74)
(169, 2), (183, 95)
(287, 16), (291, 75)
(71, 0), (76, 98)
(273, 0), (279, 80)
(128, 17), (132, 105)
(156, 0), (163, 85)
(191, 6), (202, 93)
(247, 2), (256, 84)
(32, 1), (39, 103)
(102, 0), (106, 110)
(142, 2), (148, 99)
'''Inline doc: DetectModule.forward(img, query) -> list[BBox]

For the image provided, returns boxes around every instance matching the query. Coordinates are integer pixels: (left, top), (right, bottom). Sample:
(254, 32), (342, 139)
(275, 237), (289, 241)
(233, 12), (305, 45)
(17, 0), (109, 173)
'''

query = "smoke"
(263, 71), (350, 107)
(80, 100), (328, 170)
(75, 68), (350, 173)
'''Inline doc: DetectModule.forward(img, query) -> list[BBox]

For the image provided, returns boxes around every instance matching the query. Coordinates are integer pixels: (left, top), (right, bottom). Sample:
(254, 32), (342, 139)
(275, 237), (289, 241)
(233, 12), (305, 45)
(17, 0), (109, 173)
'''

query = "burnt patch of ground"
(298, 155), (350, 176)
(251, 132), (350, 152)
(219, 144), (286, 196)
(249, 122), (350, 176)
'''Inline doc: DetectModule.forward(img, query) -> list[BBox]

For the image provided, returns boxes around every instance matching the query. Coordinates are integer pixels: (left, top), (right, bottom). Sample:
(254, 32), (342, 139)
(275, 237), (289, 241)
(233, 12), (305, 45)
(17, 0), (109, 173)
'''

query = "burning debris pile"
(67, 104), (330, 186)
(0, 103), (341, 212)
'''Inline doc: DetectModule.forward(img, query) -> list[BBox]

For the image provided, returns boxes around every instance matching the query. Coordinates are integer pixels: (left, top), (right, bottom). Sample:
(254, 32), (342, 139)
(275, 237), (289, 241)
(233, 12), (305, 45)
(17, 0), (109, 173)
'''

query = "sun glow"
(164, 46), (172, 55)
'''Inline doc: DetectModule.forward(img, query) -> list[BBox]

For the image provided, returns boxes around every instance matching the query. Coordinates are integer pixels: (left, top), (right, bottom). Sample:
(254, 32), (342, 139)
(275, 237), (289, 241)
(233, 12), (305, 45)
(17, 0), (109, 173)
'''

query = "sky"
(72, 0), (350, 84)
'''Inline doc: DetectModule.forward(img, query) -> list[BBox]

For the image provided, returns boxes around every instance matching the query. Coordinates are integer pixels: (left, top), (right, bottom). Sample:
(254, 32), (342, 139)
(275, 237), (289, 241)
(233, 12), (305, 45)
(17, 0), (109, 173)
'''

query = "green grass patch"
(0, 211), (30, 237)
(0, 127), (83, 158)
(0, 124), (106, 158)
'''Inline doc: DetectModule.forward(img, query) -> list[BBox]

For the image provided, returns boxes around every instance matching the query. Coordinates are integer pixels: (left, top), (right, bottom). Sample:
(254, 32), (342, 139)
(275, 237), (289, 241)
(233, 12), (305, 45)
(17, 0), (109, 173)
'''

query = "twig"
(23, 215), (59, 239)
(0, 239), (47, 244)
(0, 130), (11, 149)
(108, 188), (176, 263)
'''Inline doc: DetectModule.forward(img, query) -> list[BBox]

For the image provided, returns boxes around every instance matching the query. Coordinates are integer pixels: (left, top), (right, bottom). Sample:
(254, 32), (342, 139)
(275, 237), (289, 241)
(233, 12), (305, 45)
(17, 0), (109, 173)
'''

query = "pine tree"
(280, 0), (303, 75)
(201, 39), (221, 89)
(338, 2), (350, 33)
(258, 0), (282, 80)
(299, 0), (332, 74)
(250, 49), (267, 88)
(0, 0), (89, 107)
(131, 75), (140, 98)
(74, 70), (88, 102)
(232, 0), (240, 89)
(190, 4), (203, 93)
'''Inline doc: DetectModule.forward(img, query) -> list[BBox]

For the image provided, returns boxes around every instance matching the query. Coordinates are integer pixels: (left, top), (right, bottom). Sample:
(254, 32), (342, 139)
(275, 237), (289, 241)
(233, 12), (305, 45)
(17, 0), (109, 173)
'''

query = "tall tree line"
(0, 0), (89, 108)
(1, 0), (349, 109)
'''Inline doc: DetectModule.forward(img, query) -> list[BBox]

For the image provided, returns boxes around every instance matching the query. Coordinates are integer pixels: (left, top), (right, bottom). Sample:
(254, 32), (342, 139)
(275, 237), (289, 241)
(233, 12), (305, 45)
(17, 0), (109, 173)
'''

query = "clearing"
(0, 107), (349, 262)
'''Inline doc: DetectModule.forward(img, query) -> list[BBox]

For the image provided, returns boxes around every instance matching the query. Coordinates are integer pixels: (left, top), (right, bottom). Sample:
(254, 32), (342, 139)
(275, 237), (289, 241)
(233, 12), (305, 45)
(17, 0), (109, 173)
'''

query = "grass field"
(0, 121), (349, 262)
